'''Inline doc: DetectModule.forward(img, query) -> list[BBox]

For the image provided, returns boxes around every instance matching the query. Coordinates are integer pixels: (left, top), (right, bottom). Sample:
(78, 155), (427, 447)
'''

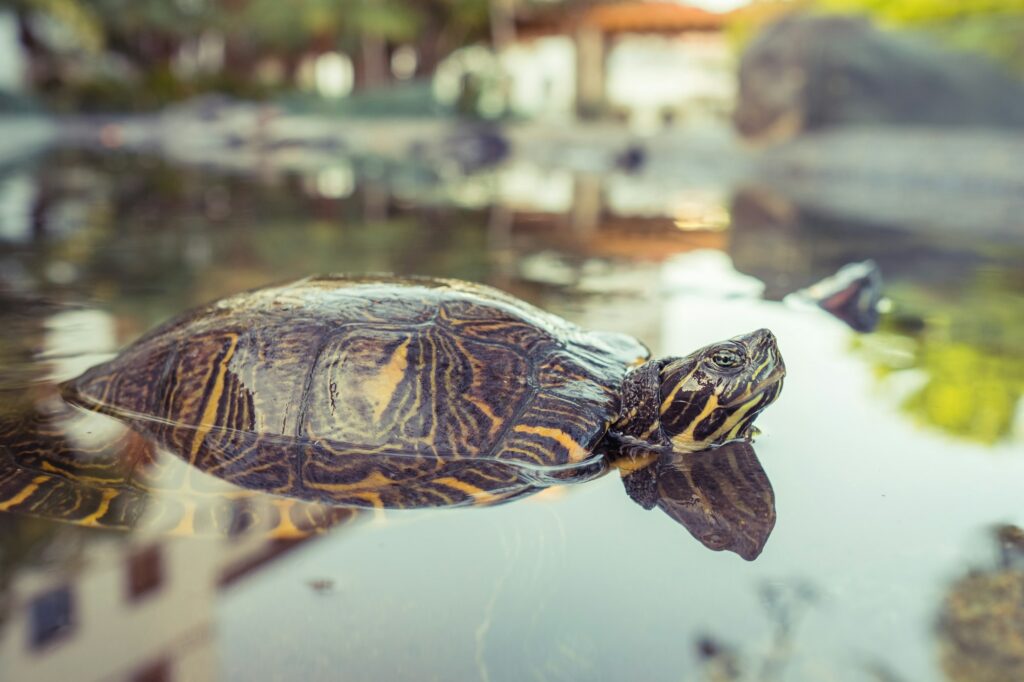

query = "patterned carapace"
(55, 275), (786, 510)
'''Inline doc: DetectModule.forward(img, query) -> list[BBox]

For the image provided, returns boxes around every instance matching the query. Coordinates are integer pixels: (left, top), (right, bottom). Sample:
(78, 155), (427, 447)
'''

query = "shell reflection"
(0, 398), (359, 539)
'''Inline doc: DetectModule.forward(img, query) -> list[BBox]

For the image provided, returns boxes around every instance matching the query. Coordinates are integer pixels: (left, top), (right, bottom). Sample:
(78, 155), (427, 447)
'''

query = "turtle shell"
(64, 275), (650, 507)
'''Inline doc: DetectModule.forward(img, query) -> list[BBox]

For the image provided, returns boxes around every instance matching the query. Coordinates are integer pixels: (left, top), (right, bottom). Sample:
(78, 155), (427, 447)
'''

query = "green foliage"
(820, 0), (1024, 23)
(729, 0), (1024, 75)
(9, 0), (103, 50)
(226, 0), (490, 51)
(727, 0), (814, 51)
(858, 271), (1024, 445)
(900, 342), (1018, 443)
(11, 149), (494, 325)
(819, 0), (1024, 74)
(819, 0), (1024, 73)
(434, 0), (492, 43)
(85, 0), (211, 36)
(44, 67), (270, 113)
(12, 0), (495, 110)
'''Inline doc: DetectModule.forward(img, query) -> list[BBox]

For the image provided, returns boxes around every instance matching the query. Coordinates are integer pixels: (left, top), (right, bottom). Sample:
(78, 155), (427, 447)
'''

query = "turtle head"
(658, 329), (785, 451)
(615, 329), (785, 452)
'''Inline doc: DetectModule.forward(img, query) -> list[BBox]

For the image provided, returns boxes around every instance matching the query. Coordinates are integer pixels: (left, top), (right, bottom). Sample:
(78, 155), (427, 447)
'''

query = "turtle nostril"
(756, 329), (776, 346)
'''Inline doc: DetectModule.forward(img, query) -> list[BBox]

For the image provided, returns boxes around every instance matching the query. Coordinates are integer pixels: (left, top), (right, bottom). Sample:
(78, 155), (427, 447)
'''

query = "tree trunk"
(358, 33), (389, 90)
(488, 0), (516, 52)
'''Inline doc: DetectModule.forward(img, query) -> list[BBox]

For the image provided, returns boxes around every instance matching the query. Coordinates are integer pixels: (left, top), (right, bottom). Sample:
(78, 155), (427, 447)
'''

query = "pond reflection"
(857, 274), (1024, 444)
(730, 183), (1023, 445)
(619, 441), (775, 561)
(937, 525), (1024, 682)
(0, 141), (1021, 682)
(0, 398), (360, 537)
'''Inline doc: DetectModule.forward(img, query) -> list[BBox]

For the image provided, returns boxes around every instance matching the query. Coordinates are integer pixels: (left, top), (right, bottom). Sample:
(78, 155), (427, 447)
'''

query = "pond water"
(0, 142), (1022, 682)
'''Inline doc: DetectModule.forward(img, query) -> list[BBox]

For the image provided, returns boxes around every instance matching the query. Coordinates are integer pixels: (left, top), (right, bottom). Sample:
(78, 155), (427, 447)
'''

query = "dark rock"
(753, 127), (1024, 241)
(734, 14), (1024, 142)
(410, 125), (510, 174)
(727, 184), (1021, 300)
(784, 259), (883, 333)
(614, 144), (646, 173)
(442, 126), (509, 172)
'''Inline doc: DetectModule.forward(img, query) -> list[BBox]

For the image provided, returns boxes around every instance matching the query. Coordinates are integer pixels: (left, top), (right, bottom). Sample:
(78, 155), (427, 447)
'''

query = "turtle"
(51, 274), (785, 510)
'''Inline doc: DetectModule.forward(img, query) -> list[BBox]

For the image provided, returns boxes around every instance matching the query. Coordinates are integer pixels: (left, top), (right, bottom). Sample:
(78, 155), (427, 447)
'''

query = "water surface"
(1, 145), (1022, 682)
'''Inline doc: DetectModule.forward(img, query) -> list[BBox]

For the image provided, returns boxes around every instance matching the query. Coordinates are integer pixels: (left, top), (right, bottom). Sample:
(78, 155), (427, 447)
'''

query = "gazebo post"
(575, 25), (607, 120)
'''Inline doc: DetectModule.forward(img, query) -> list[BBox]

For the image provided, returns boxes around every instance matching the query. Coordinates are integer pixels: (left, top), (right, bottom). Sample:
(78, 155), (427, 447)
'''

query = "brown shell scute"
(64, 276), (650, 500)
(299, 326), (531, 457)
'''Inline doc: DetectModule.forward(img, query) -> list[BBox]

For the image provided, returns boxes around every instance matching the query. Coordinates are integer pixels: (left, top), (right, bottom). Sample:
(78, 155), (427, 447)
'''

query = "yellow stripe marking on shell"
(465, 395), (503, 438)
(167, 503), (197, 536)
(40, 460), (119, 485)
(0, 475), (49, 511)
(266, 498), (309, 539)
(365, 338), (410, 423)
(305, 470), (394, 493)
(189, 334), (240, 464)
(349, 491), (384, 508)
(78, 487), (118, 527)
(434, 476), (502, 504)
(513, 425), (589, 463)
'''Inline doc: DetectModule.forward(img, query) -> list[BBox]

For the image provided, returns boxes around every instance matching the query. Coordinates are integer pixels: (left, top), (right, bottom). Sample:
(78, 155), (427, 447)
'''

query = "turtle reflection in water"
(1, 276), (785, 556)
(0, 402), (360, 538)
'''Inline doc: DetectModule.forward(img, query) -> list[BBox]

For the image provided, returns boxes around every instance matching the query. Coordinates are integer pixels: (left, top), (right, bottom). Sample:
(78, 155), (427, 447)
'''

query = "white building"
(439, 2), (735, 126)
(0, 10), (27, 93)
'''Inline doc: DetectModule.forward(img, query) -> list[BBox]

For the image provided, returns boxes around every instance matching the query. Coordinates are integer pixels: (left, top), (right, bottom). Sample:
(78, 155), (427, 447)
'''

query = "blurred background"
(1, 1), (1023, 681)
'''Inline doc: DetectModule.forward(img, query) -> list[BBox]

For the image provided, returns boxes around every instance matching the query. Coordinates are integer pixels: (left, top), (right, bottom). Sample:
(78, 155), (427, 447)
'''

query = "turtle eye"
(710, 349), (743, 369)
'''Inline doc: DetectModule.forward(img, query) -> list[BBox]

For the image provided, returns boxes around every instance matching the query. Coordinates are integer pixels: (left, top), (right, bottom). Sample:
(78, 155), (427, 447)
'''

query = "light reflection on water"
(0, 148), (1022, 682)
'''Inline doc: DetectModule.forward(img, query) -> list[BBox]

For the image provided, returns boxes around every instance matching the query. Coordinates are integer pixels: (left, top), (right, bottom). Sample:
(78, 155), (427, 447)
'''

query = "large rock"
(727, 183), (1022, 300)
(734, 14), (1024, 141)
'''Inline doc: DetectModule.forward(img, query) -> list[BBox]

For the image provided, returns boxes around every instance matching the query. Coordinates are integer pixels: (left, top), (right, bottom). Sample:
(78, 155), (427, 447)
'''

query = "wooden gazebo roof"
(580, 2), (727, 33)
(517, 2), (730, 38)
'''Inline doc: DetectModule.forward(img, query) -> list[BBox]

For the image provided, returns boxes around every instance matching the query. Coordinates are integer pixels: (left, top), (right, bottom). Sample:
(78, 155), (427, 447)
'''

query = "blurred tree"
(234, 0), (515, 85)
(406, 0), (492, 77)
(6, 0), (535, 107)
(10, 0), (218, 64)
(8, 0), (104, 53)
(8, 0), (102, 93)
(201, 0), (490, 89)
(86, 0), (212, 62)
(9, 0), (220, 105)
